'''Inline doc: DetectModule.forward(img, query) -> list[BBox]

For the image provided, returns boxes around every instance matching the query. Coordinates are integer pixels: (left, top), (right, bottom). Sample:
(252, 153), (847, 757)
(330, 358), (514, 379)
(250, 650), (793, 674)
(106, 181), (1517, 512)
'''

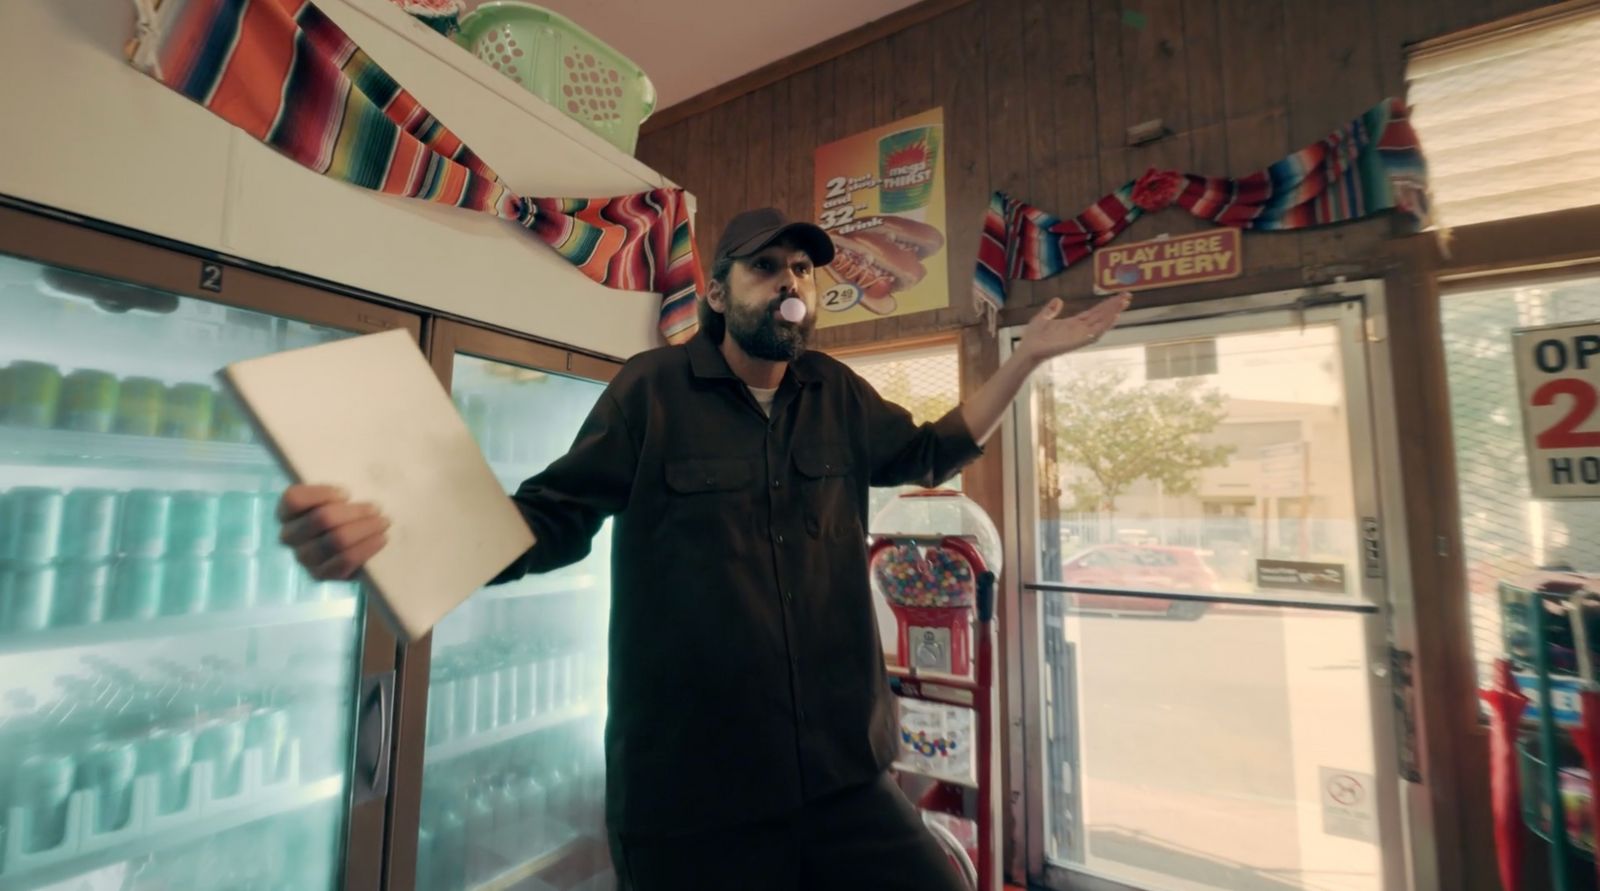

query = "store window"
(1441, 274), (1600, 687)
(1408, 5), (1600, 228)
(839, 341), (964, 520)
(840, 341), (963, 660)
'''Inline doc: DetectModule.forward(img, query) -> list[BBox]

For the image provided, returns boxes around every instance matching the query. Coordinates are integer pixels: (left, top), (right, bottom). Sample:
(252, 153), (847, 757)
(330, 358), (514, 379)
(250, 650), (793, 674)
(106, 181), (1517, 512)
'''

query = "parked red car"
(1058, 545), (1220, 620)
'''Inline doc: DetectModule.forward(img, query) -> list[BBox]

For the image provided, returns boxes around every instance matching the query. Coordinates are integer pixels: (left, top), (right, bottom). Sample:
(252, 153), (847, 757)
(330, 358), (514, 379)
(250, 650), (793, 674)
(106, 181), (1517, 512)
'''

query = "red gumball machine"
(869, 490), (1003, 891)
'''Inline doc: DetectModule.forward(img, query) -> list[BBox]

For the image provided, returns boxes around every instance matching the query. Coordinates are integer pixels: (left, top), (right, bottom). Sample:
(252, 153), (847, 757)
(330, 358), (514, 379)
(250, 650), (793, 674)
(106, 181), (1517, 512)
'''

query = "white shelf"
(425, 703), (598, 766)
(0, 424), (276, 474)
(0, 774), (342, 891)
(0, 598), (357, 656)
(468, 833), (585, 891)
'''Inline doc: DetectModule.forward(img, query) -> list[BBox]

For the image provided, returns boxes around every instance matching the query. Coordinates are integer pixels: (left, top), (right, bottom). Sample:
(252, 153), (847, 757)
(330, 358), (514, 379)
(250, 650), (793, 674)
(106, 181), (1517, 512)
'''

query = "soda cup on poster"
(877, 125), (941, 217)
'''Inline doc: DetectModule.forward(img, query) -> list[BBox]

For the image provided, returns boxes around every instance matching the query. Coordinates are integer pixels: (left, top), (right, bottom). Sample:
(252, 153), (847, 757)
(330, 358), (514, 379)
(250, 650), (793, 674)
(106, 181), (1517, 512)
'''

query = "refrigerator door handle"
(353, 670), (395, 804)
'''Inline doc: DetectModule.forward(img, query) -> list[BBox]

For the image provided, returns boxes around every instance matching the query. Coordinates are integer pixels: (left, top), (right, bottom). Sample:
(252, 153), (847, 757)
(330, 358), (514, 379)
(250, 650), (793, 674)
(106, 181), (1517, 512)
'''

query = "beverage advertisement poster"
(812, 107), (949, 328)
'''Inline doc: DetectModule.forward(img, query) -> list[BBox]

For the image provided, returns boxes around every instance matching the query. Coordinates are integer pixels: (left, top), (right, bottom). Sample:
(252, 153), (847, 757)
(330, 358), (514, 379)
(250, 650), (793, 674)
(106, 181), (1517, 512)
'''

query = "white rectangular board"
(222, 328), (534, 640)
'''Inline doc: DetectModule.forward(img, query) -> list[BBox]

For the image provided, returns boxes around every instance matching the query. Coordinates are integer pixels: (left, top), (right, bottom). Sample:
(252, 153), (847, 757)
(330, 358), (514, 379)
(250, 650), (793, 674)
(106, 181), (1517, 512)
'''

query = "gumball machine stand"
(869, 490), (1003, 891)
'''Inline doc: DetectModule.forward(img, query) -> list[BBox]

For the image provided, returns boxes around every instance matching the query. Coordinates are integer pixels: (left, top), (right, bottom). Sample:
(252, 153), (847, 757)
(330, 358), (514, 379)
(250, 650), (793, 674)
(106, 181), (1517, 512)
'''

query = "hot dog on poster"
(825, 230), (929, 316)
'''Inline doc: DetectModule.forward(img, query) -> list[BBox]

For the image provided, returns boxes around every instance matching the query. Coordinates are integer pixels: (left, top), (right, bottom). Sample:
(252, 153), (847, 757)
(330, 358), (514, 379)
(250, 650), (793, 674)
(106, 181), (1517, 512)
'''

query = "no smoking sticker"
(1319, 766), (1377, 843)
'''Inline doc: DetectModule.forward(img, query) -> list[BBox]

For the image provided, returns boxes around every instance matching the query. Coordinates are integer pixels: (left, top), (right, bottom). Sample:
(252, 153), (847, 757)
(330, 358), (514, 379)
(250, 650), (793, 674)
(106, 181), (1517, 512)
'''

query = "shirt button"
(775, 533), (785, 544)
(772, 479), (781, 488)
(783, 589), (793, 602)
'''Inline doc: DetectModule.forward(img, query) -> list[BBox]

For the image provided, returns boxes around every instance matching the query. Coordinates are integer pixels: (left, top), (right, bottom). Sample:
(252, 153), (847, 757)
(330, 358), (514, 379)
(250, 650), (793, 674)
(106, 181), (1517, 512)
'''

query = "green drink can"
(211, 391), (254, 443)
(5, 361), (63, 428)
(115, 377), (164, 436)
(60, 370), (120, 433)
(877, 125), (941, 214)
(161, 383), (214, 440)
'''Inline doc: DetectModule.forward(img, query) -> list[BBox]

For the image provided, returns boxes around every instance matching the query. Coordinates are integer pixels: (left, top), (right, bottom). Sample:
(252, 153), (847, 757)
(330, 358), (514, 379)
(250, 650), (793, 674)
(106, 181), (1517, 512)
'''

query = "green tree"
(1050, 367), (1233, 515)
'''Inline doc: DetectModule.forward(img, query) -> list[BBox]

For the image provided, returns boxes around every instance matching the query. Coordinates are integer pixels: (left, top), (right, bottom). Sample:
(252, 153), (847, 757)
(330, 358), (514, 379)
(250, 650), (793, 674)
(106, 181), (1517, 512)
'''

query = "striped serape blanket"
(975, 97), (1429, 316)
(128, 0), (701, 343)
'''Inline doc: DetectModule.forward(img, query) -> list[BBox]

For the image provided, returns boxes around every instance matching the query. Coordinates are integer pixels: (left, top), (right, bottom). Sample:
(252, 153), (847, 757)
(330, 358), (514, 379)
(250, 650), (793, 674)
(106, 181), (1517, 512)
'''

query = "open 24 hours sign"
(1514, 320), (1600, 500)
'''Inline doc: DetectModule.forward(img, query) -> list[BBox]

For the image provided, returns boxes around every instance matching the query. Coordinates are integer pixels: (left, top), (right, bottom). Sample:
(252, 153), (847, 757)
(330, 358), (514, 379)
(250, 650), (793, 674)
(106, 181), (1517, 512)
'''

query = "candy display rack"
(869, 490), (1002, 891)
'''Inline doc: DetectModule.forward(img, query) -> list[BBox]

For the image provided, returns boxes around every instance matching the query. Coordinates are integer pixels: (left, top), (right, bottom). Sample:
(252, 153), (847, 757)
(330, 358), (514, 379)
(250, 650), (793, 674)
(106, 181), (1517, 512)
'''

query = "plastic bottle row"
(115, 806), (340, 891)
(0, 359), (254, 442)
(0, 715), (306, 875)
(426, 641), (603, 747)
(417, 733), (605, 891)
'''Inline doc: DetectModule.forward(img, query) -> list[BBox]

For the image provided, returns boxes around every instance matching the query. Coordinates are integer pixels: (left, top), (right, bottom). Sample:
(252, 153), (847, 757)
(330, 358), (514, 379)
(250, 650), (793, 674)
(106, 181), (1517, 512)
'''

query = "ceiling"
(465, 0), (926, 110)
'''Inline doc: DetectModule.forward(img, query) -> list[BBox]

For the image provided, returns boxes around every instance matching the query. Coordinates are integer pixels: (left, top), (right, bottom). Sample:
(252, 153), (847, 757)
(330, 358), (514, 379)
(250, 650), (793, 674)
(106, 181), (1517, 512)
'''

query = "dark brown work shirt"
(495, 333), (982, 834)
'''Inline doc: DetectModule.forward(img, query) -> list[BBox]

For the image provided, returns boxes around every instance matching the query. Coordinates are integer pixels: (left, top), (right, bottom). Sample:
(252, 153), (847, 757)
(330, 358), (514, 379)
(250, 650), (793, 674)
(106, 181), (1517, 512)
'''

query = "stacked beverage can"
(211, 491), (261, 612)
(162, 490), (217, 616)
(110, 488), (169, 621)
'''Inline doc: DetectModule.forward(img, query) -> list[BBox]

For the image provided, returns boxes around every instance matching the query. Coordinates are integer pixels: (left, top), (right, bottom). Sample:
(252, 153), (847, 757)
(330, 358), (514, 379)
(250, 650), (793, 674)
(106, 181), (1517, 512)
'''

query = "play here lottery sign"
(1093, 228), (1242, 294)
(1514, 320), (1600, 500)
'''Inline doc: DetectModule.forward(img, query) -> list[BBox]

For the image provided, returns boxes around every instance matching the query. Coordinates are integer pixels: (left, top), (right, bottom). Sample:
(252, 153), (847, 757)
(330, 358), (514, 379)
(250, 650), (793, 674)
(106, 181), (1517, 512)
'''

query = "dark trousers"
(609, 772), (969, 891)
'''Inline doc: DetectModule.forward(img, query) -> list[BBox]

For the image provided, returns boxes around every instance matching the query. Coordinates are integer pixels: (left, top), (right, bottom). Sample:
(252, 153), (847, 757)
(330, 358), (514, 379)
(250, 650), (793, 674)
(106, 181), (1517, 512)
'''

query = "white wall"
(0, 0), (692, 360)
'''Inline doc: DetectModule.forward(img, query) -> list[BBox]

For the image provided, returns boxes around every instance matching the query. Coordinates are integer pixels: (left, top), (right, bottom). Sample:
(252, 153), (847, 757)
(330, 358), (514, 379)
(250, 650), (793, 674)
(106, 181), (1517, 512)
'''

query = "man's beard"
(725, 294), (815, 361)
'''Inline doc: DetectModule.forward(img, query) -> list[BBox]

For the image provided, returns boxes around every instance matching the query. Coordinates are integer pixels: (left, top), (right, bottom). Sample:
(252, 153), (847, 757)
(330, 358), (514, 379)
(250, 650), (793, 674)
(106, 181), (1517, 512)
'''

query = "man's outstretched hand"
(1016, 293), (1131, 364)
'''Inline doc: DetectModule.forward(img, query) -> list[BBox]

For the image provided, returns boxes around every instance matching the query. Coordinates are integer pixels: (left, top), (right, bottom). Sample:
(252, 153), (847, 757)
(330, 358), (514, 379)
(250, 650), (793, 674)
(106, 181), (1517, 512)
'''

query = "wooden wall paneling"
(835, 45), (878, 142)
(1183, 0), (1230, 246)
(1019, 0), (1064, 308)
(689, 107), (721, 264)
(744, 85), (776, 212)
(768, 80), (795, 222)
(1284, 1), (1390, 274)
(788, 64), (822, 226)
(1120, 0), (1197, 224)
(1088, 0), (1130, 195)
(934, 1), (989, 332)
(981, 0), (1034, 313)
(722, 93), (753, 222)
(1371, 0), (1411, 103)
(1043, 0), (1103, 305)
(1215, 0), (1297, 275)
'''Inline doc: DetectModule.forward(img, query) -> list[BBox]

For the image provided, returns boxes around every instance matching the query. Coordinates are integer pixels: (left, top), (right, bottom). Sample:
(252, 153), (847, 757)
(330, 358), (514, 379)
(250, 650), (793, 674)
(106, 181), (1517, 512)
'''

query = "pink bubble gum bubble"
(779, 297), (807, 323)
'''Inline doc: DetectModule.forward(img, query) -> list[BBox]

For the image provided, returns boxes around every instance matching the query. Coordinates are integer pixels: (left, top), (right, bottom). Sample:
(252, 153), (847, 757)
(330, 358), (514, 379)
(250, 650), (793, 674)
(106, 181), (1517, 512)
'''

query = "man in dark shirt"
(278, 207), (1127, 890)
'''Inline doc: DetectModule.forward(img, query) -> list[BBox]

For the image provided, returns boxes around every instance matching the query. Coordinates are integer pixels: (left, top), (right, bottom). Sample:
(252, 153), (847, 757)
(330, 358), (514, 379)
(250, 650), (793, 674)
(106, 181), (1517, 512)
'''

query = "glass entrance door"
(1010, 288), (1410, 891)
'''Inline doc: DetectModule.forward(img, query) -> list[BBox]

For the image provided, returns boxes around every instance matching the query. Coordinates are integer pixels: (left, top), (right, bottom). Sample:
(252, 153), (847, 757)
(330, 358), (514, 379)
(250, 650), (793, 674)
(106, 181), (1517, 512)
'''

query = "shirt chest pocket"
(664, 457), (757, 531)
(793, 446), (858, 538)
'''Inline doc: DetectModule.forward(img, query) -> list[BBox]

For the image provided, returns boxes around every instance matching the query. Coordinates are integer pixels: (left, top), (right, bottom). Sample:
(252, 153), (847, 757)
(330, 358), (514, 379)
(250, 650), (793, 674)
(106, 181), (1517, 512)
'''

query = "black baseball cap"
(714, 207), (835, 266)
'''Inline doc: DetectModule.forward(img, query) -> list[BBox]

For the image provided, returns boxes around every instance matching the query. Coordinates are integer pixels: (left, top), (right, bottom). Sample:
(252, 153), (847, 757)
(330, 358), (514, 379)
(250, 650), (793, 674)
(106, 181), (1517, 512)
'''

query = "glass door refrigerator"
(0, 204), (416, 891)
(388, 321), (618, 891)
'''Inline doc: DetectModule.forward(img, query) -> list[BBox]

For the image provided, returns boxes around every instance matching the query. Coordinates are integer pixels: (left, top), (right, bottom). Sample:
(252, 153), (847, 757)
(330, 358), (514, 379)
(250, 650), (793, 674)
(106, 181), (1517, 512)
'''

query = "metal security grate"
(840, 342), (964, 523)
(1441, 275), (1600, 689)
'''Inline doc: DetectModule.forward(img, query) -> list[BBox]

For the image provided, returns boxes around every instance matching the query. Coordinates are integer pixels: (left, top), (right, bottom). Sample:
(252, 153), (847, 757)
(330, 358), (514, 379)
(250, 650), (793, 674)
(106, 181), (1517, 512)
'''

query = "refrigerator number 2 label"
(199, 262), (224, 292)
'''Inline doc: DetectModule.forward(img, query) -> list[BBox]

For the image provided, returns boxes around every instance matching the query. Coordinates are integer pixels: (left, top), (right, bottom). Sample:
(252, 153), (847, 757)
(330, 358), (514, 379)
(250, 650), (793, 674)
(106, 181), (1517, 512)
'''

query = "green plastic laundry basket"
(455, 1), (656, 155)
